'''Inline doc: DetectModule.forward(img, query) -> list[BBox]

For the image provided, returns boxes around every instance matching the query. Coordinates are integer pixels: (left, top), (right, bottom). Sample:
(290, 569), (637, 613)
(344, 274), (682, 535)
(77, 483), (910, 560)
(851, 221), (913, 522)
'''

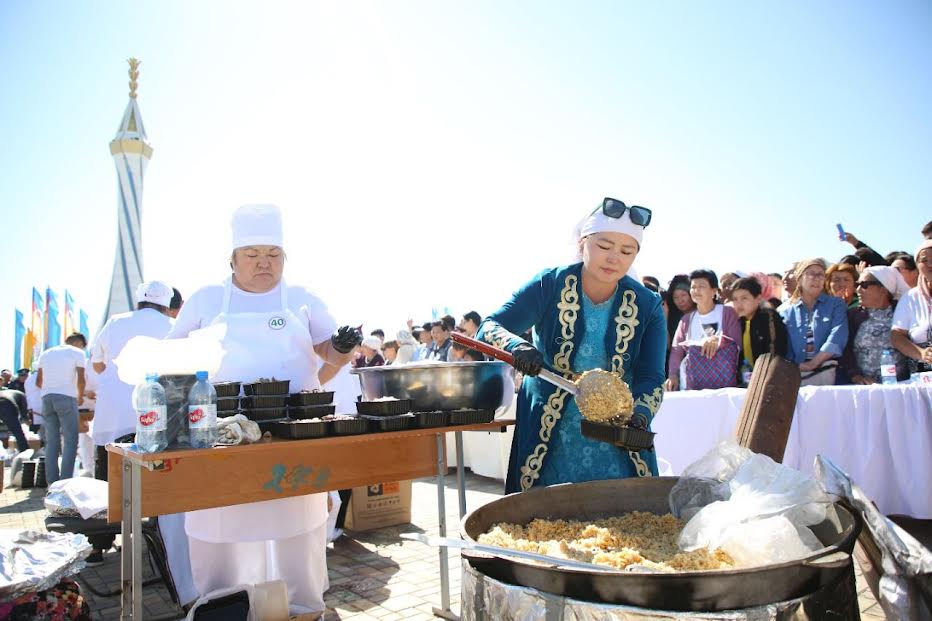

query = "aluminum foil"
(0, 529), (92, 599)
(461, 560), (859, 621)
(815, 455), (932, 620)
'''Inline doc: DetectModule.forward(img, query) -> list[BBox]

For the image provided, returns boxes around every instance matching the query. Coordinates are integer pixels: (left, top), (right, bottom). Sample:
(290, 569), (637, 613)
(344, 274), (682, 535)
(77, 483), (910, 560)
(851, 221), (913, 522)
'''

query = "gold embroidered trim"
(519, 274), (579, 492)
(553, 275), (580, 373)
(482, 324), (513, 351)
(635, 386), (664, 418)
(611, 290), (640, 375)
(629, 450), (651, 477)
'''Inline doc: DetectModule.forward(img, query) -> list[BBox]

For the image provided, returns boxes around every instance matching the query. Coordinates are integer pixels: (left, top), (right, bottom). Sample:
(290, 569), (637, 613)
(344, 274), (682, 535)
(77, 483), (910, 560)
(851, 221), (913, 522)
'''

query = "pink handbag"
(685, 338), (739, 390)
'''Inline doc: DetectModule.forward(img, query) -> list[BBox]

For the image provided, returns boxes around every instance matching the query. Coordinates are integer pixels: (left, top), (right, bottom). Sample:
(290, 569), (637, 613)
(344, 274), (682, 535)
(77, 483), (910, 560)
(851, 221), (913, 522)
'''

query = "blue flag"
(79, 310), (90, 357)
(14, 309), (25, 371)
(45, 288), (62, 348)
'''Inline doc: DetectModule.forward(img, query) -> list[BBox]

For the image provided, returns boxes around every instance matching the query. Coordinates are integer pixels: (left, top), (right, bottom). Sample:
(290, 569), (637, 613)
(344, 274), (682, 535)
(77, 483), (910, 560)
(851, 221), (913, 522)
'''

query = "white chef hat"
(573, 205), (645, 247)
(863, 266), (910, 300)
(361, 336), (382, 350)
(231, 204), (284, 252)
(135, 280), (173, 308)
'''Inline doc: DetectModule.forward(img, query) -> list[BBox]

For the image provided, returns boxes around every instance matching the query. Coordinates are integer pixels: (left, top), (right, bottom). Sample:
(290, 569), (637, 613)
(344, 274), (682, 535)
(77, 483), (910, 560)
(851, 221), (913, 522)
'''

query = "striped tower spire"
(102, 58), (153, 323)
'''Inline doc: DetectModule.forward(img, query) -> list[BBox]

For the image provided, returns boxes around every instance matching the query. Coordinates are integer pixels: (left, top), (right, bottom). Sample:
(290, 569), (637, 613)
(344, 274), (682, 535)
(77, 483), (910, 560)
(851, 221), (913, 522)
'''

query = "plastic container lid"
(196, 370), (208, 380)
(146, 373), (159, 382)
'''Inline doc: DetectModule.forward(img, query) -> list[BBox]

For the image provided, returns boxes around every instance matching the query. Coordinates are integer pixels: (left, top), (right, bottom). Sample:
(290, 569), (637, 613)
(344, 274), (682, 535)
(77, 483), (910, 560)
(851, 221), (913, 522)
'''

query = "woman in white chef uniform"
(168, 204), (361, 613)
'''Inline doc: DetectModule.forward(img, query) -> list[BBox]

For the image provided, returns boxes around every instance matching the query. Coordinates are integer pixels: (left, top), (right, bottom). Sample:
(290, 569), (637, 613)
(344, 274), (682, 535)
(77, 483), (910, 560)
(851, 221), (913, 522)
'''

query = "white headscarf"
(573, 206), (645, 247)
(863, 266), (909, 301)
(231, 204), (284, 252)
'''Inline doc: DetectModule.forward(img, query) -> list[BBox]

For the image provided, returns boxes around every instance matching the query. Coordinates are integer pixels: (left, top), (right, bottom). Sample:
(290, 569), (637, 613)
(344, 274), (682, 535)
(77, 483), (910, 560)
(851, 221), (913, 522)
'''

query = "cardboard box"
(345, 480), (412, 531)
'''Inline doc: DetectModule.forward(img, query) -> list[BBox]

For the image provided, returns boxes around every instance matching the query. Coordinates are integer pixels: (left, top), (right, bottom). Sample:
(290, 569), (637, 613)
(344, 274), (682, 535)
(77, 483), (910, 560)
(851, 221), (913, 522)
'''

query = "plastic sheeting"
(669, 441), (837, 567)
(815, 455), (932, 620)
(0, 530), (91, 600)
(461, 559), (859, 621)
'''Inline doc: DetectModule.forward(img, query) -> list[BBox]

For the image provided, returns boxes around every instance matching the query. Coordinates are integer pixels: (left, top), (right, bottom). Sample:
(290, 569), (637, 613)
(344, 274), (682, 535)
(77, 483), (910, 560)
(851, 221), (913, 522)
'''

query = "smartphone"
(836, 223), (845, 241)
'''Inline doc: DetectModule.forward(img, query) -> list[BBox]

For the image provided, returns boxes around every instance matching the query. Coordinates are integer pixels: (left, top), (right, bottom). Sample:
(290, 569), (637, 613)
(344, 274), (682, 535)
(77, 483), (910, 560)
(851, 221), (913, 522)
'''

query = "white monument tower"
(102, 58), (152, 322)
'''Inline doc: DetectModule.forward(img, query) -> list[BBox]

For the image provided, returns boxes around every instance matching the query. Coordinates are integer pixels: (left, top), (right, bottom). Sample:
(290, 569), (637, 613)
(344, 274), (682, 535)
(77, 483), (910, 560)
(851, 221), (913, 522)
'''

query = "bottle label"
(137, 405), (167, 431)
(188, 404), (217, 429)
(881, 365), (896, 377)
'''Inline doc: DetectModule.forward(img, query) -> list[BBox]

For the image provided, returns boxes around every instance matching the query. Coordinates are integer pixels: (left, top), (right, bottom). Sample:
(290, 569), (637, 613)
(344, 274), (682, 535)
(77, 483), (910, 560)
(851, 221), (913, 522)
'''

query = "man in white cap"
(169, 204), (361, 615)
(85, 280), (175, 566)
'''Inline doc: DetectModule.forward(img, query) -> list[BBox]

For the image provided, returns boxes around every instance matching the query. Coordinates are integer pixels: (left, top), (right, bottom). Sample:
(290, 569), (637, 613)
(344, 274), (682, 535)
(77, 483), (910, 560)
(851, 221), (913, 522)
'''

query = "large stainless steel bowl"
(352, 361), (515, 412)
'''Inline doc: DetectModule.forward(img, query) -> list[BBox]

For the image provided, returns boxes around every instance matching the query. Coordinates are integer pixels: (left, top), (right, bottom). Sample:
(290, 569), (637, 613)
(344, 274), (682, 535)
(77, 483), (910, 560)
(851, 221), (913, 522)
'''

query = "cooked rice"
(575, 369), (634, 423)
(477, 512), (733, 572)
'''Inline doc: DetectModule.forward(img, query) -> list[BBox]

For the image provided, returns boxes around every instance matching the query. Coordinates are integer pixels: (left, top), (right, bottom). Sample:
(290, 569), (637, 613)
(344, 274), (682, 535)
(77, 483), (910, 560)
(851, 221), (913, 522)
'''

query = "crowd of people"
(653, 222), (932, 390)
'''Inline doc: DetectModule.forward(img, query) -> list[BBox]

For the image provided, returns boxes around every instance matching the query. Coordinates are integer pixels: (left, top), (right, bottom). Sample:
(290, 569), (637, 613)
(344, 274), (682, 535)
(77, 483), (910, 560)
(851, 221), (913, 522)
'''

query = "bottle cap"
(146, 373), (159, 382)
(195, 370), (208, 381)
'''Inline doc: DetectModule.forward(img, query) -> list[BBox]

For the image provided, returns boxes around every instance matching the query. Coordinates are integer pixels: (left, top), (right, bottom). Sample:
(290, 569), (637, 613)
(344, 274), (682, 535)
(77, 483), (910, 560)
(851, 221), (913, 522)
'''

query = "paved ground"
(1, 467), (885, 620)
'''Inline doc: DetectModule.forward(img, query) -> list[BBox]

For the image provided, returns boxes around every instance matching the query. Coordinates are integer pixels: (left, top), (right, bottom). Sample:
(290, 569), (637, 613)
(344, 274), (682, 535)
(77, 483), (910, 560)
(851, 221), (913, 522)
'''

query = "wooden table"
(107, 420), (514, 620)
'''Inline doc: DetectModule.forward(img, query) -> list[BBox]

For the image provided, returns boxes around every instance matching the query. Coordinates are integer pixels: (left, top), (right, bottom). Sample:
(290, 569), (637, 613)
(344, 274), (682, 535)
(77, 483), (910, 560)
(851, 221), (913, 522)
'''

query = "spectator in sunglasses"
(840, 266), (909, 384)
(891, 255), (919, 289)
(476, 197), (665, 491)
(826, 263), (859, 308)
(779, 259), (849, 386)
(892, 240), (932, 374)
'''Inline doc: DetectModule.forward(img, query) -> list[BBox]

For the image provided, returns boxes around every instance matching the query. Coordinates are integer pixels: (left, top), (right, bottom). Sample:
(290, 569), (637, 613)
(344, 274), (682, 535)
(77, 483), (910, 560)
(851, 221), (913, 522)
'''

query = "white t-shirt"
(91, 308), (175, 376)
(688, 305), (725, 342)
(167, 279), (336, 345)
(38, 345), (86, 398)
(892, 287), (932, 345)
(25, 373), (41, 422)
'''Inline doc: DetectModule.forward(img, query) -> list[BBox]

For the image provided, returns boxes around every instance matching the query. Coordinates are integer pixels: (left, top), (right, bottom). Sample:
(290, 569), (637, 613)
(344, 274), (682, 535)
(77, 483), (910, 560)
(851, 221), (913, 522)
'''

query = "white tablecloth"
(464, 385), (932, 519)
(653, 384), (932, 518)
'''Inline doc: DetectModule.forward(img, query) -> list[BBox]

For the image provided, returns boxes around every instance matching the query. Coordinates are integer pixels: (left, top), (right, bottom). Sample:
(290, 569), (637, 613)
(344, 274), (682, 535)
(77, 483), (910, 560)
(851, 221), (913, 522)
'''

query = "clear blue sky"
(1, 1), (930, 367)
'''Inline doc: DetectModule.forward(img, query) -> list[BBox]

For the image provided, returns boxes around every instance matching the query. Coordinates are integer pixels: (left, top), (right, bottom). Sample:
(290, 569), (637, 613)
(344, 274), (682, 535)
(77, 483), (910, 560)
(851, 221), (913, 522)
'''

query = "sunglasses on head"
(592, 197), (652, 227)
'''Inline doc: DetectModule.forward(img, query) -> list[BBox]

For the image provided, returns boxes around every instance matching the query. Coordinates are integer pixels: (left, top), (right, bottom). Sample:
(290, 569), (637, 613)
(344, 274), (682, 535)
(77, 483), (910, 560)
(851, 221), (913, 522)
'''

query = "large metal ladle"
(451, 333), (578, 395)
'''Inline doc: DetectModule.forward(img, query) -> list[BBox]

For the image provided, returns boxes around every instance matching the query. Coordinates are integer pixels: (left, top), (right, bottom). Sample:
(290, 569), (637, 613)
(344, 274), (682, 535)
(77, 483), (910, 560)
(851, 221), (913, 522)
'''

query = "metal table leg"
(131, 462), (143, 619)
(120, 458), (144, 620)
(455, 431), (467, 519)
(433, 433), (458, 620)
(120, 461), (132, 620)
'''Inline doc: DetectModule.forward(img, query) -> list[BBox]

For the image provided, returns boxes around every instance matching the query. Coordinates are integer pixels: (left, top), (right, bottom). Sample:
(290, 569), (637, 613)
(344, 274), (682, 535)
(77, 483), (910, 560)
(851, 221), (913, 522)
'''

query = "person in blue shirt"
(779, 258), (849, 385)
(477, 198), (667, 494)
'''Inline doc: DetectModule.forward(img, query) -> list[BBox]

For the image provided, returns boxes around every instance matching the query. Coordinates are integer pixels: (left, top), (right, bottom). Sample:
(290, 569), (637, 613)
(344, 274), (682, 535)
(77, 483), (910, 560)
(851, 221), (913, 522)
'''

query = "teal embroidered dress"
(478, 263), (667, 494)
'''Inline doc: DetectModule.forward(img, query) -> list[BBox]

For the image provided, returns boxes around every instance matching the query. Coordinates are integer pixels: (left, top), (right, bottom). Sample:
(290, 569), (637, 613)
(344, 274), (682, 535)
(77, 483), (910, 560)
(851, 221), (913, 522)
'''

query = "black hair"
(382, 340), (399, 351)
(440, 315), (456, 332)
(170, 288), (183, 310)
(893, 255), (917, 270)
(688, 269), (719, 289)
(65, 332), (87, 348)
(885, 251), (910, 264)
(923, 220), (932, 239)
(668, 273), (690, 292)
(137, 301), (169, 313)
(731, 277), (762, 298)
(421, 322), (433, 332)
(370, 329), (385, 339)
(839, 255), (860, 267)
(768, 272), (782, 279)
(431, 321), (449, 332)
(643, 280), (660, 294)
(463, 311), (482, 325)
(464, 349), (485, 361)
(451, 341), (467, 352)
(17, 368), (29, 375)
(642, 276), (661, 289)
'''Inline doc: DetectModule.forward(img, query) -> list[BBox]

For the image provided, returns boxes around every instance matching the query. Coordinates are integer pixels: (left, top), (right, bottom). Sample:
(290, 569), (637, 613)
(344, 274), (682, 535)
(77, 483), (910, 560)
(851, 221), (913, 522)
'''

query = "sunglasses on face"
(856, 280), (882, 289)
(592, 197), (652, 227)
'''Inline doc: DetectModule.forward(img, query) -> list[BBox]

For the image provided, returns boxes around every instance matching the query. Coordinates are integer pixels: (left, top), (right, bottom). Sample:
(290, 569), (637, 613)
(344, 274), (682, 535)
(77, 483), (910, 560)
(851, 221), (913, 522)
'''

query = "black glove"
(331, 326), (363, 354)
(512, 343), (544, 377)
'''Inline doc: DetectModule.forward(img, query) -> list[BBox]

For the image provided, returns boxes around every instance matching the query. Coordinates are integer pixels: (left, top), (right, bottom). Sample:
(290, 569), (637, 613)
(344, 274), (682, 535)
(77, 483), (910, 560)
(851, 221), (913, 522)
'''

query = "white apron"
(185, 278), (328, 543)
(90, 370), (136, 446)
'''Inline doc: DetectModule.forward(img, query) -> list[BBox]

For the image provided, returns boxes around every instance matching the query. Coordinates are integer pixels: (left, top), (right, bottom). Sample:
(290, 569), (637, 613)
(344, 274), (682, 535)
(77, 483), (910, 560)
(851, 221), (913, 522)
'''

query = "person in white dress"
(168, 204), (361, 615)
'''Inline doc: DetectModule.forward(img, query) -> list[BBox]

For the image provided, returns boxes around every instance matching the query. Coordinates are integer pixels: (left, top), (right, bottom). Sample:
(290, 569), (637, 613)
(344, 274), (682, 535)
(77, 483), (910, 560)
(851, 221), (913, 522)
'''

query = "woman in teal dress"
(478, 198), (667, 494)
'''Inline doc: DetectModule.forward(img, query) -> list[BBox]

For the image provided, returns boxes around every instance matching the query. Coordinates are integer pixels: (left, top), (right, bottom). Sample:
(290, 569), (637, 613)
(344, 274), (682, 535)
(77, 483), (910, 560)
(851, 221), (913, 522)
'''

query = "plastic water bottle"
(134, 374), (168, 453)
(740, 360), (753, 387)
(880, 349), (897, 385)
(188, 371), (218, 449)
